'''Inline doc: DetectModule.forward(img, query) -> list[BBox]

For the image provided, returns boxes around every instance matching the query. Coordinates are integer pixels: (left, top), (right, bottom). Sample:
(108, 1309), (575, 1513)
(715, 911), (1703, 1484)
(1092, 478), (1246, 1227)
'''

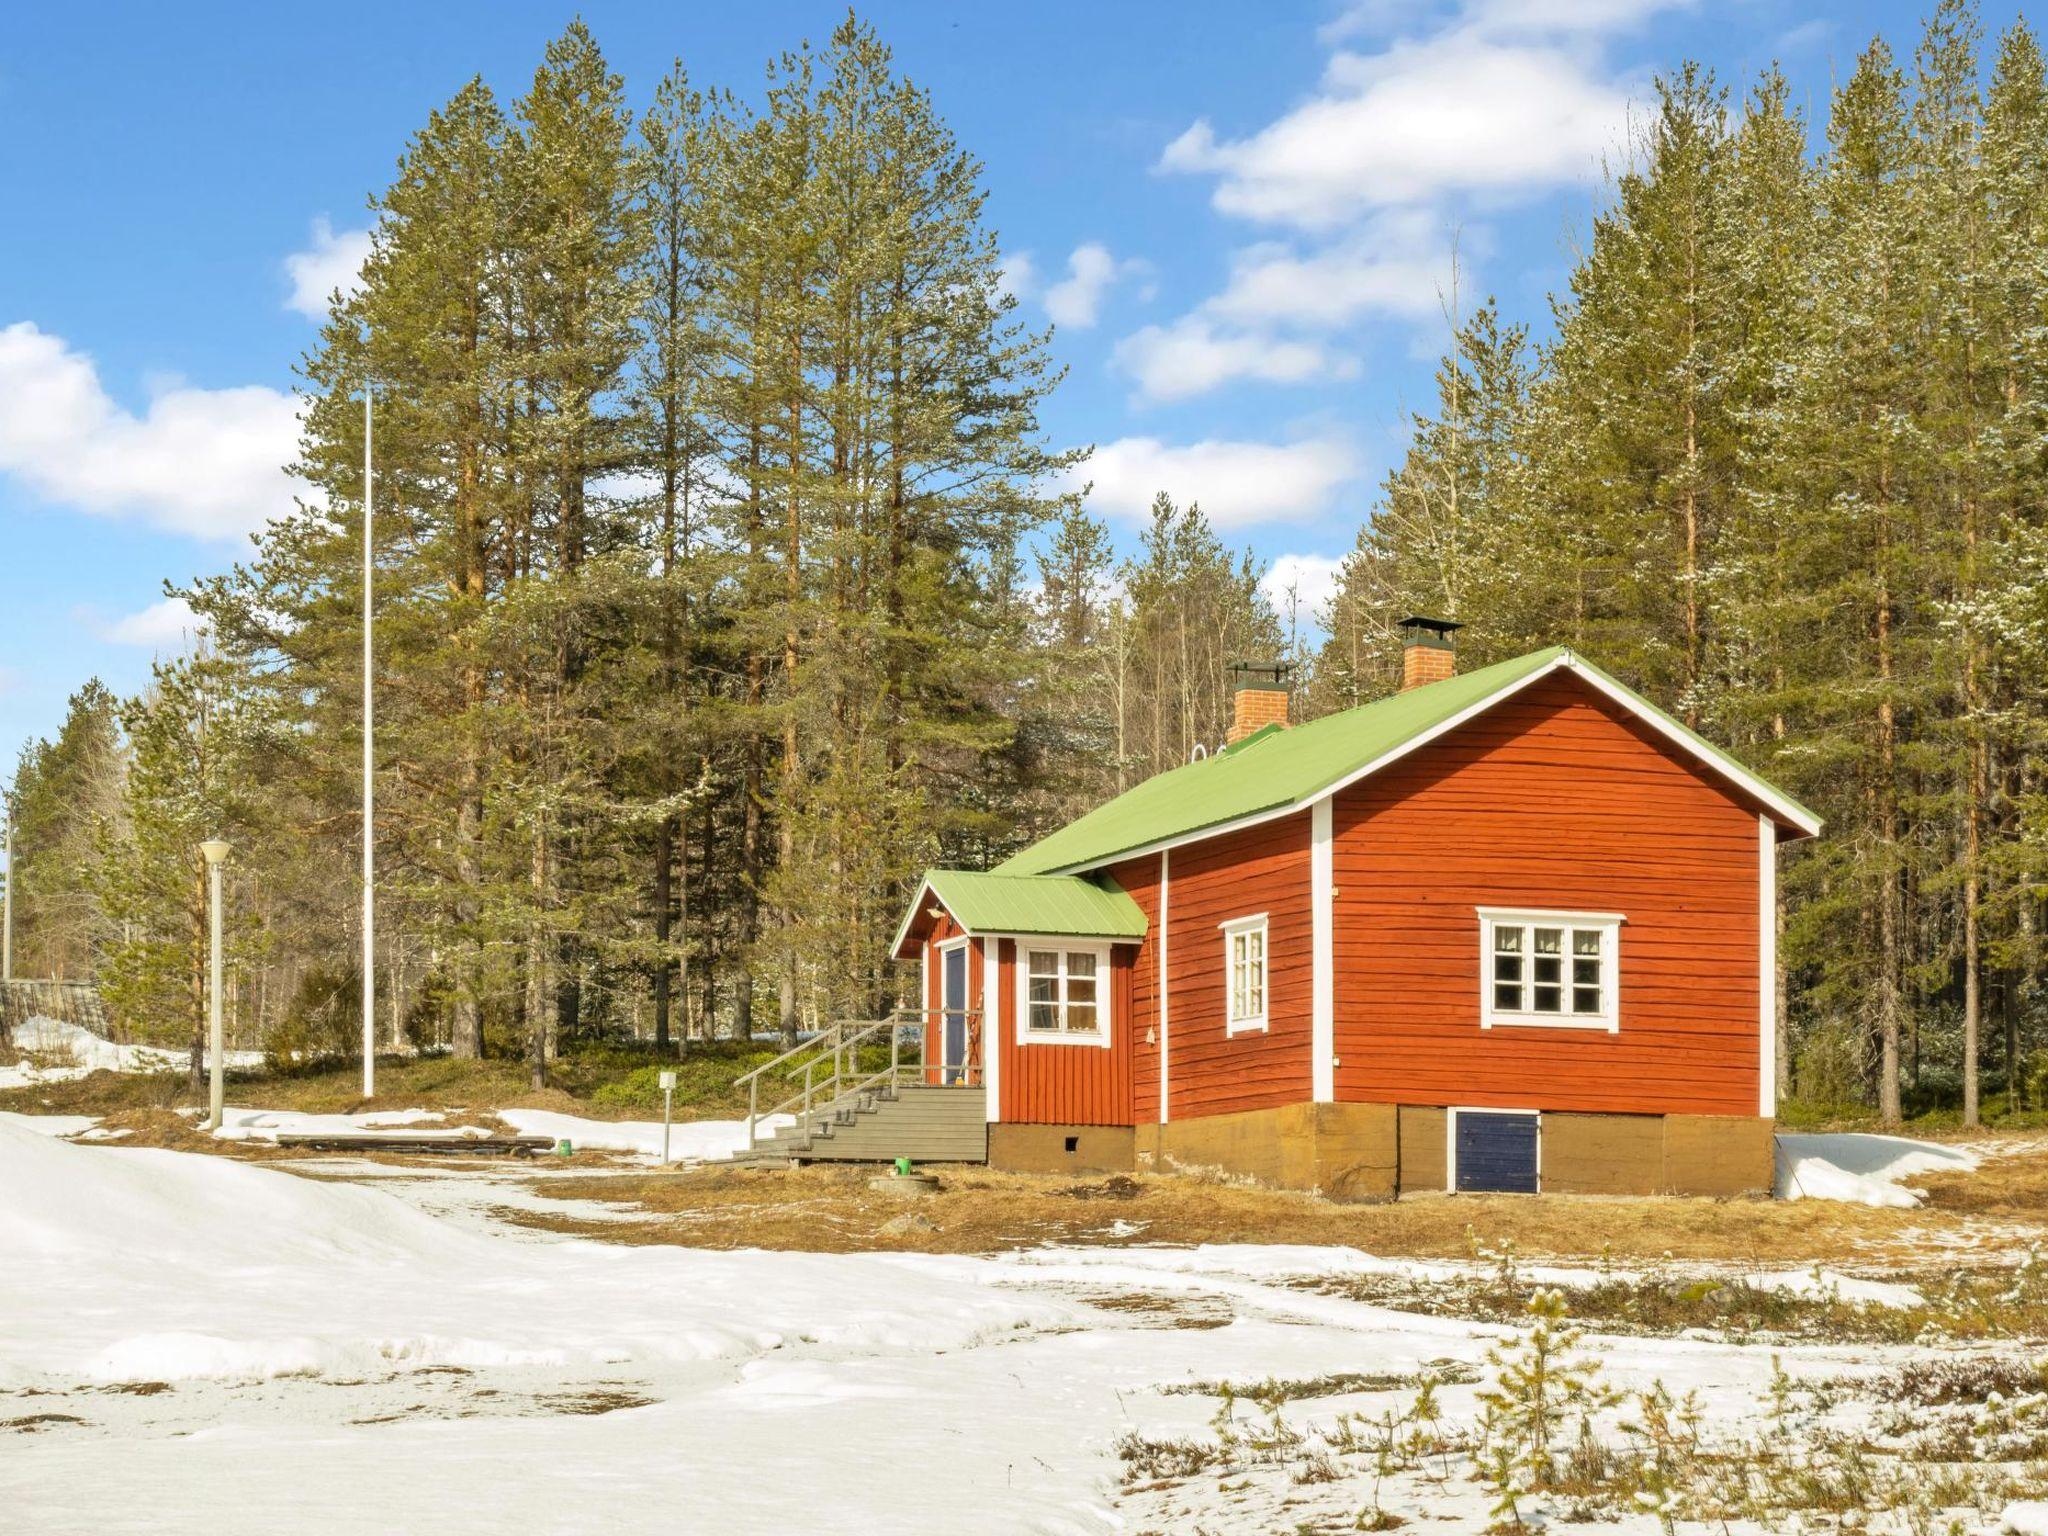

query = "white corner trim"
(981, 937), (1002, 1123)
(1159, 848), (1171, 1125)
(1759, 813), (1777, 1118)
(1311, 796), (1334, 1102)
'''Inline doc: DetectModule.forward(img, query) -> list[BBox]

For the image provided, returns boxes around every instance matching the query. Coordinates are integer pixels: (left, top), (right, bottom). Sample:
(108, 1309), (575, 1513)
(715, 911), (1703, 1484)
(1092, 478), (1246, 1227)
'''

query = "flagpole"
(362, 389), (376, 1099)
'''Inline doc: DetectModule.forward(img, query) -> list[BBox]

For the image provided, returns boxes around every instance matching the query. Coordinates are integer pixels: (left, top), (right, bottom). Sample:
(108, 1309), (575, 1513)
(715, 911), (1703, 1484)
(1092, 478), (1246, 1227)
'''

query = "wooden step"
(729, 1085), (988, 1166)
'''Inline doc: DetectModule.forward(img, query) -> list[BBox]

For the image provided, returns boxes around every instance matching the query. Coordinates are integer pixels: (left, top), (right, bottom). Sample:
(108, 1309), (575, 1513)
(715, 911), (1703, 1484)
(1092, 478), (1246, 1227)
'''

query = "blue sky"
(0, 0), (1999, 758)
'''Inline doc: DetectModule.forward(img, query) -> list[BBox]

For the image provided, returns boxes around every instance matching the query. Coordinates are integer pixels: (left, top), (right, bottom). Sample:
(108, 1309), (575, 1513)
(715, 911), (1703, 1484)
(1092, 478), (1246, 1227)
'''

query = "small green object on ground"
(556, 1139), (574, 1157)
(894, 1156), (913, 1176)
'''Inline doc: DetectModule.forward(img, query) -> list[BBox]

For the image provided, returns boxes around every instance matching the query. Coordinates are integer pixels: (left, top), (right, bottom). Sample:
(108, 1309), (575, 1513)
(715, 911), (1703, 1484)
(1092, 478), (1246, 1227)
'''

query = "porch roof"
(891, 869), (1147, 958)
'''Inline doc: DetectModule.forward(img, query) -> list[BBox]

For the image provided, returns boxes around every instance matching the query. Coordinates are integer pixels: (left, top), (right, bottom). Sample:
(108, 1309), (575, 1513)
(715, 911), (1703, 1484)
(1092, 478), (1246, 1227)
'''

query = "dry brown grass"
(501, 1159), (2043, 1266)
(1914, 1143), (2048, 1216)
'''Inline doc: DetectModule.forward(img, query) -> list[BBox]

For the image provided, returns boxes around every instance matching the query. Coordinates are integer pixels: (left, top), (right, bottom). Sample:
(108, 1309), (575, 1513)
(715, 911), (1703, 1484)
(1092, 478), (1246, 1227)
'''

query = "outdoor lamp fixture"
(200, 839), (232, 1132)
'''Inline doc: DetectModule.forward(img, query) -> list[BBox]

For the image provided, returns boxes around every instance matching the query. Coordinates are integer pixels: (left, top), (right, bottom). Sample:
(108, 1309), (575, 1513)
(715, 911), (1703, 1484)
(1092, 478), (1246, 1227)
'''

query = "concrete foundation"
(1132, 1102), (1400, 1202)
(987, 1123), (1136, 1175)
(1541, 1112), (1664, 1196)
(1659, 1113), (1775, 1197)
(1113, 1102), (1776, 1200)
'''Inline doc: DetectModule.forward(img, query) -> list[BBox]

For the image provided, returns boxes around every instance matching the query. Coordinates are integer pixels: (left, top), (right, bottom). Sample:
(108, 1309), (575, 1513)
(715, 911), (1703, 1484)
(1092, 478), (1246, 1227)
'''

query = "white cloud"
(1114, 316), (1355, 402)
(1260, 552), (1346, 622)
(99, 596), (205, 651)
(1160, 23), (1643, 226)
(0, 321), (301, 542)
(1209, 214), (1466, 328)
(1070, 435), (1358, 529)
(284, 217), (372, 321)
(997, 250), (1037, 304)
(1043, 243), (1143, 330)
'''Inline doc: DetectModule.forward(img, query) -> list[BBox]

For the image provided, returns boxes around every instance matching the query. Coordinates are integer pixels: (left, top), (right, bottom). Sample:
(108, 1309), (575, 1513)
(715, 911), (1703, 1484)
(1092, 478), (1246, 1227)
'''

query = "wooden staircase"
(733, 1085), (988, 1166)
(730, 1009), (987, 1168)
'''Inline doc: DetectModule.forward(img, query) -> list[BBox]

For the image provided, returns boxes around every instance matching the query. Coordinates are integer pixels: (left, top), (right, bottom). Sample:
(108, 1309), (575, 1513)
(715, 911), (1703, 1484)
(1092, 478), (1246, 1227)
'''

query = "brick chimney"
(1227, 661), (1292, 744)
(1398, 616), (1462, 691)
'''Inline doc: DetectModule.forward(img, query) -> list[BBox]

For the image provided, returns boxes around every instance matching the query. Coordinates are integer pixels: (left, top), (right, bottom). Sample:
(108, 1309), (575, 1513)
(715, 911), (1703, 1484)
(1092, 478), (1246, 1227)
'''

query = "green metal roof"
(892, 868), (1149, 956)
(994, 646), (1820, 878)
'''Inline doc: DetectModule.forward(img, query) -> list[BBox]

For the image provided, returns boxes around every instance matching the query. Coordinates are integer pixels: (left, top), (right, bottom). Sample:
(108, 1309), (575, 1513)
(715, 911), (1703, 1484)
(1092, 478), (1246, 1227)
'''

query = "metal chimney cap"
(1228, 659), (1294, 690)
(1397, 616), (1462, 650)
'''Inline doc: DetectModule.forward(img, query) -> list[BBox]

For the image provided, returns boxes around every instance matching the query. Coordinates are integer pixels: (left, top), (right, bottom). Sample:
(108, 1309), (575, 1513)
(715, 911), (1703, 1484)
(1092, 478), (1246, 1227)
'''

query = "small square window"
(1019, 947), (1110, 1042)
(1478, 911), (1620, 1032)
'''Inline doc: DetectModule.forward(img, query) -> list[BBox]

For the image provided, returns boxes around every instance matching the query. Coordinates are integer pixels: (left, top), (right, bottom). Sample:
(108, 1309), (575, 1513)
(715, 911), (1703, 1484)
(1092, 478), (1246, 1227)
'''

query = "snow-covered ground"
(1, 1116), (2037, 1534)
(189, 1103), (790, 1163)
(1, 1013), (263, 1089)
(1775, 1130), (1982, 1207)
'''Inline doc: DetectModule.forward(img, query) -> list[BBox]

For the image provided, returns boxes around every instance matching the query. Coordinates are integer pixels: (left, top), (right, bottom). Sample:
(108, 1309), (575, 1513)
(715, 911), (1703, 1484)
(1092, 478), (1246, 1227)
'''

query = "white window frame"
(1219, 912), (1269, 1036)
(1475, 908), (1623, 1033)
(1015, 939), (1113, 1048)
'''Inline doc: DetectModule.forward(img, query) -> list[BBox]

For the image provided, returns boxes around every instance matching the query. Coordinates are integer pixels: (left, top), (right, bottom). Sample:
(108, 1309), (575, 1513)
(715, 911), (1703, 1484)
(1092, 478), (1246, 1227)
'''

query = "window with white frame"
(1021, 945), (1109, 1043)
(1220, 914), (1268, 1034)
(1478, 909), (1621, 1031)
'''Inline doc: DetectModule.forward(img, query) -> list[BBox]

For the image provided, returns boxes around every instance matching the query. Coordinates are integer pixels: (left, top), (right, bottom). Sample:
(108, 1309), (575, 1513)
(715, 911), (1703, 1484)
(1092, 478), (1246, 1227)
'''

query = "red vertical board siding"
(1161, 810), (1314, 1119)
(997, 937), (1136, 1125)
(1331, 672), (1762, 1116)
(1112, 856), (1164, 1124)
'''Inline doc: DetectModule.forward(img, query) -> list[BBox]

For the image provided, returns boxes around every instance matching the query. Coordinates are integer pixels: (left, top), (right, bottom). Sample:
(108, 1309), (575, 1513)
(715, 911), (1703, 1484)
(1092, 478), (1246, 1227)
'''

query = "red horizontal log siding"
(1113, 856), (1164, 1124)
(994, 937), (1136, 1125)
(1162, 810), (1314, 1119)
(1331, 672), (1762, 1116)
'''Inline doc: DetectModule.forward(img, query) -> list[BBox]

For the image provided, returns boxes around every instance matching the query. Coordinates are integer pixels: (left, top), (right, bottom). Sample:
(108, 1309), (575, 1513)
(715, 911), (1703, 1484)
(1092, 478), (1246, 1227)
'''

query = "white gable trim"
(1552, 655), (1822, 838)
(890, 876), (947, 959)
(1035, 651), (1819, 876)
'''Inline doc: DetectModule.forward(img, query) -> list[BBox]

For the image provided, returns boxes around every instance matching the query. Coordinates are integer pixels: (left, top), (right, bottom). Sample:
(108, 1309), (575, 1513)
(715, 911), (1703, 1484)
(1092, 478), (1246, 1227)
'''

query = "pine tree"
(5, 680), (124, 981)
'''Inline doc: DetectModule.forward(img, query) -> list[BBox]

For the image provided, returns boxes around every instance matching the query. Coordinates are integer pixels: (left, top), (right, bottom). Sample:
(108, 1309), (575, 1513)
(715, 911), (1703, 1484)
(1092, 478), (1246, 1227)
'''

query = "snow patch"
(498, 1106), (790, 1163)
(1774, 1133), (1980, 1208)
(1, 1013), (261, 1088)
(0, 1117), (1062, 1384)
(207, 1105), (482, 1142)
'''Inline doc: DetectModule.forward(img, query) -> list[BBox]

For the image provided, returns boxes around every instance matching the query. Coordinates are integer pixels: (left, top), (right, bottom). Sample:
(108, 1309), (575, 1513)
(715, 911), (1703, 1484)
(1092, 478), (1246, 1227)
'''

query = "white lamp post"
(361, 389), (377, 1099)
(200, 839), (232, 1131)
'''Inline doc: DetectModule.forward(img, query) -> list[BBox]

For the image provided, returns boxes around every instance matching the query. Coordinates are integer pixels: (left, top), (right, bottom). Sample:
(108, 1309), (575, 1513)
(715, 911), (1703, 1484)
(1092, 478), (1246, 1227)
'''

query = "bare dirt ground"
(493, 1135), (2048, 1271)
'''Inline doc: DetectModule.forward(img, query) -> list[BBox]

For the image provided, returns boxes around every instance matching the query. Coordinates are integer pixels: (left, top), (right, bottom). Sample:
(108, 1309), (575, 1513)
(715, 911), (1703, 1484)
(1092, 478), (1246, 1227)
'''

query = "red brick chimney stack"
(1227, 661), (1292, 744)
(1399, 616), (1462, 691)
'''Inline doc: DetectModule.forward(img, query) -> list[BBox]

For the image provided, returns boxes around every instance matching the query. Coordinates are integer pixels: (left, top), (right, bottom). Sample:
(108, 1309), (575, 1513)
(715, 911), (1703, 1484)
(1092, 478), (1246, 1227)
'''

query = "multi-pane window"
(1221, 915), (1268, 1034)
(1023, 947), (1107, 1042)
(1479, 910), (1620, 1031)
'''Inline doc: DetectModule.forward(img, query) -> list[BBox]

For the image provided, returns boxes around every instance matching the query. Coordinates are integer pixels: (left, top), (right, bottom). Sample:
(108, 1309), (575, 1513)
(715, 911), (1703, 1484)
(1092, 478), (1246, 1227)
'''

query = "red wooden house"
(890, 620), (1819, 1198)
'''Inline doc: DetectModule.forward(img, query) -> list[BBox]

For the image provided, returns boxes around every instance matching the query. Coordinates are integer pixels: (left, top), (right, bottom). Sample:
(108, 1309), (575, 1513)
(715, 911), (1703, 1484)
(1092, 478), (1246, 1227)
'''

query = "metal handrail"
(741, 1006), (983, 1151)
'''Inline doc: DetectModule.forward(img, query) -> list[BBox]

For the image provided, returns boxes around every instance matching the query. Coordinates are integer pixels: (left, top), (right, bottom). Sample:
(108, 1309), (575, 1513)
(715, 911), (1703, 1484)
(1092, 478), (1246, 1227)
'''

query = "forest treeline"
(6, 5), (2046, 1123)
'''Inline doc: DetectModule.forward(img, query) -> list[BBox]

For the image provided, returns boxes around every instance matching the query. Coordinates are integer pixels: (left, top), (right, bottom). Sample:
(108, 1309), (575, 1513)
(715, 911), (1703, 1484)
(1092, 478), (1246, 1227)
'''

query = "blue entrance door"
(942, 945), (969, 1086)
(1455, 1112), (1539, 1193)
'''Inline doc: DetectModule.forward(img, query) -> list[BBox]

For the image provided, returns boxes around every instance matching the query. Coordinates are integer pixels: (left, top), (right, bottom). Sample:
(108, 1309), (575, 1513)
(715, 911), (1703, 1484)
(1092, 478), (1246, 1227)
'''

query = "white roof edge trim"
(1040, 650), (1819, 875)
(889, 875), (951, 960)
(1554, 654), (1824, 837)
